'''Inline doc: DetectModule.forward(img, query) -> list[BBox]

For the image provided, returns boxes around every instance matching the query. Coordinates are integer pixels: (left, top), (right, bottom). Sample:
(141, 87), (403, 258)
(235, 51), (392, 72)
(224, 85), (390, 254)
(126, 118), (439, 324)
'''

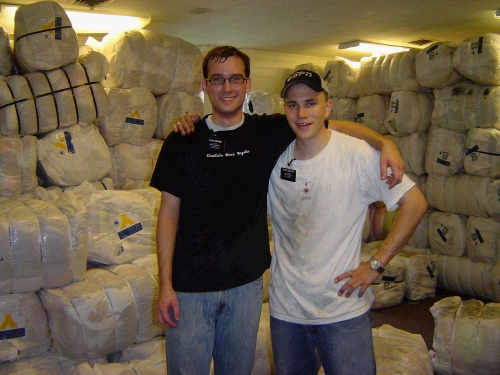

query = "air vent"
(65, 0), (116, 8)
(407, 39), (434, 46)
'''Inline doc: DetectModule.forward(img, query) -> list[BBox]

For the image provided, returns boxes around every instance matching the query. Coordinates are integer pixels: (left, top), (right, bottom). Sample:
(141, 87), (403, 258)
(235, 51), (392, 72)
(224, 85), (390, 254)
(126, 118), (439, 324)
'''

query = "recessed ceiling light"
(191, 8), (211, 15)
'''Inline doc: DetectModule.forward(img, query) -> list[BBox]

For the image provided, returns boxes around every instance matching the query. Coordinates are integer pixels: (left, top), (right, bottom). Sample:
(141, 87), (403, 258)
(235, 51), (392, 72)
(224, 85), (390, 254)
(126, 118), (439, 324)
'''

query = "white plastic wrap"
(425, 126), (466, 177)
(0, 136), (37, 198)
(0, 351), (63, 375)
(0, 75), (37, 135)
(436, 255), (496, 302)
(453, 33), (500, 86)
(464, 127), (500, 178)
(384, 91), (433, 136)
(394, 247), (437, 300)
(371, 325), (433, 375)
(371, 55), (392, 95)
(355, 56), (376, 97)
(21, 198), (72, 289)
(105, 264), (163, 343)
(38, 279), (116, 360)
(466, 216), (500, 265)
(392, 49), (430, 93)
(432, 82), (500, 131)
(428, 212), (467, 257)
(355, 94), (390, 134)
(243, 91), (283, 116)
(329, 97), (357, 121)
(0, 28), (14, 77)
(77, 47), (110, 83)
(86, 190), (155, 265)
(323, 57), (359, 98)
(13, 1), (78, 74)
(415, 42), (463, 89)
(108, 139), (163, 190)
(0, 199), (42, 294)
(385, 132), (428, 175)
(0, 293), (51, 364)
(37, 124), (112, 187)
(97, 87), (157, 146)
(86, 268), (138, 353)
(155, 91), (204, 139)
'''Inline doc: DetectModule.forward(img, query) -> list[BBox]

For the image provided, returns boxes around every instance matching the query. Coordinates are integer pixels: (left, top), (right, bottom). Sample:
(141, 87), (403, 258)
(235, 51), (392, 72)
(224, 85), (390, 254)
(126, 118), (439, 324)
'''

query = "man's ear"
(245, 76), (252, 93)
(325, 97), (333, 118)
(201, 78), (208, 94)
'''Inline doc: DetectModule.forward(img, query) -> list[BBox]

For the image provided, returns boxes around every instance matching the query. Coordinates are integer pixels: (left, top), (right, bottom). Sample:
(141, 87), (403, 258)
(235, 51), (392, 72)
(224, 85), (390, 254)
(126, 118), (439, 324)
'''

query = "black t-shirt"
(150, 113), (294, 292)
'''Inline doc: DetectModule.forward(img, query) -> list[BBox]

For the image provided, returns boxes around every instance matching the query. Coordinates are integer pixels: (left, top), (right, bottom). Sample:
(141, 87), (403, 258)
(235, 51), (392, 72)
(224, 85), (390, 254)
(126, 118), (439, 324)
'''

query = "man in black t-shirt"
(150, 45), (404, 375)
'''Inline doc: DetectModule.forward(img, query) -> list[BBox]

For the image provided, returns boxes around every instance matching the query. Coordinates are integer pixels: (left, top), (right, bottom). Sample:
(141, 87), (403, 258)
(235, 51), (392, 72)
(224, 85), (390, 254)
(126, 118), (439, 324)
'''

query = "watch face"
(370, 258), (380, 270)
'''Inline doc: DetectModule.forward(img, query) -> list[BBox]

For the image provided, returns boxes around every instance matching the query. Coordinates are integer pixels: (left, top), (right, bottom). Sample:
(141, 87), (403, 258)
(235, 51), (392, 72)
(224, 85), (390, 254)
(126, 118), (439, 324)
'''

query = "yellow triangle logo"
(54, 136), (67, 150)
(129, 110), (141, 119)
(42, 20), (55, 34)
(0, 314), (18, 330)
(120, 213), (135, 229)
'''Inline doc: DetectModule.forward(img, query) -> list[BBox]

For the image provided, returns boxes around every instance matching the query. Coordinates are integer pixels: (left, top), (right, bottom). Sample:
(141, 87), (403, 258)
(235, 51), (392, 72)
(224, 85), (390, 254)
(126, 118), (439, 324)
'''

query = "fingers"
(156, 305), (178, 328)
(173, 114), (198, 136)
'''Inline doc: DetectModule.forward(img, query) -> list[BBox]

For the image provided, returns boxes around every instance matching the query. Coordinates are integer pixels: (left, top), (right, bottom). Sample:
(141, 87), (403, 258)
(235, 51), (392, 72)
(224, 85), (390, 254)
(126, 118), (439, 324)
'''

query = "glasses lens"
(209, 77), (225, 85)
(229, 76), (245, 84)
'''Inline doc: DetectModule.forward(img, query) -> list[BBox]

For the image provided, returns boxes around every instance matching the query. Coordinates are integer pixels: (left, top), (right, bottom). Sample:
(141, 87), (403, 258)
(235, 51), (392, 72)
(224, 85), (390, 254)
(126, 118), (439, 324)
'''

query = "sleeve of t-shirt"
(149, 131), (184, 198)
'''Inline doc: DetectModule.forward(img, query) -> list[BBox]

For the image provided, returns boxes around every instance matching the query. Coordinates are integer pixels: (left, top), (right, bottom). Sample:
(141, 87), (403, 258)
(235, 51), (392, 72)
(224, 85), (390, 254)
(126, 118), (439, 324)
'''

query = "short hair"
(202, 46), (250, 78)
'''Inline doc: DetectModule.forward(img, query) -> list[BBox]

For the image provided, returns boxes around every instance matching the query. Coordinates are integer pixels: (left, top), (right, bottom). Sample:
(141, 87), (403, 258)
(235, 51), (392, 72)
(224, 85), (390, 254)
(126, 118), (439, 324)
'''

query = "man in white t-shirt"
(267, 70), (428, 375)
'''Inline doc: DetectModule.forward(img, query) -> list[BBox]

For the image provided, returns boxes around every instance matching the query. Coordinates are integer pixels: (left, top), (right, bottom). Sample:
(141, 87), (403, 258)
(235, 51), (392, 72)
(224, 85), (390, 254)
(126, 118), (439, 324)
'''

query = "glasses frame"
(206, 76), (248, 85)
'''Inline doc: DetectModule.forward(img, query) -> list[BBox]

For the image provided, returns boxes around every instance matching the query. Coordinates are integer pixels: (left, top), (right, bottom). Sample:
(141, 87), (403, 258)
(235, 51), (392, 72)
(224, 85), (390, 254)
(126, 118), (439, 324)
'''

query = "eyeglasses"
(206, 76), (248, 85)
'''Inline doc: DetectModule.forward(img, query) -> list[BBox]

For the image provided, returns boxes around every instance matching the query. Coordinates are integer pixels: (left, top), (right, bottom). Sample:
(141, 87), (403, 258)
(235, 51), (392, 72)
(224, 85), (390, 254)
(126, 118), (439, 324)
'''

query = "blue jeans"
(270, 310), (376, 375)
(166, 276), (263, 375)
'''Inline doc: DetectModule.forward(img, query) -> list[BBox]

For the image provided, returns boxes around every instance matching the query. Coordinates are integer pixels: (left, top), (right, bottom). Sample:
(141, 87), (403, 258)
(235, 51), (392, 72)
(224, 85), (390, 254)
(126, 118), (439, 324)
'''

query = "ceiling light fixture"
(338, 41), (410, 54)
(0, 4), (151, 35)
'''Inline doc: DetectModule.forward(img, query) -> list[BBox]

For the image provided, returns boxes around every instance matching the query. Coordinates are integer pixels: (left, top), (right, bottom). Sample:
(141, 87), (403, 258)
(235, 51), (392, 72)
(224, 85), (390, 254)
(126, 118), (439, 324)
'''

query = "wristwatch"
(368, 257), (385, 273)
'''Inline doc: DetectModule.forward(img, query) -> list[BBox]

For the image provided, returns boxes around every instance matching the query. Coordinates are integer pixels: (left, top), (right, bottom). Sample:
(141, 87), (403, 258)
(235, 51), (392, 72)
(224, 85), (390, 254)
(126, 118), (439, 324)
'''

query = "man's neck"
(210, 111), (244, 128)
(294, 129), (331, 160)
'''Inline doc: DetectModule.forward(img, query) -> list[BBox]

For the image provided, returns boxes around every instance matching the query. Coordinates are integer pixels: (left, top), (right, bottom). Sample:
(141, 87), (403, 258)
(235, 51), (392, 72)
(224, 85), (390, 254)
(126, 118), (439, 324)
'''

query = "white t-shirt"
(267, 129), (415, 325)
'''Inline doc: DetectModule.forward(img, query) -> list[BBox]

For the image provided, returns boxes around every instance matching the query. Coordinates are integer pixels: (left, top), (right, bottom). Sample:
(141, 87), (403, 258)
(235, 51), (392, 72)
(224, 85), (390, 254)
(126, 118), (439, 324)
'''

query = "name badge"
(280, 167), (296, 182)
(208, 133), (226, 152)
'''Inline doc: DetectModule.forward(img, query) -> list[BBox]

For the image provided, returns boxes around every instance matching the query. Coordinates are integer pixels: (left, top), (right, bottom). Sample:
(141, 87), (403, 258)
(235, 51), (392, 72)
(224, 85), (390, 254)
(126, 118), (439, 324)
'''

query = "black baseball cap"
(280, 69), (330, 98)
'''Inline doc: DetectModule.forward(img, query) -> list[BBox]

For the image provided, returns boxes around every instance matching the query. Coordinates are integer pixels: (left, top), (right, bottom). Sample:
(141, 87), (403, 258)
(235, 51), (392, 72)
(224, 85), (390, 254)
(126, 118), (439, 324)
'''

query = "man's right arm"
(156, 191), (181, 328)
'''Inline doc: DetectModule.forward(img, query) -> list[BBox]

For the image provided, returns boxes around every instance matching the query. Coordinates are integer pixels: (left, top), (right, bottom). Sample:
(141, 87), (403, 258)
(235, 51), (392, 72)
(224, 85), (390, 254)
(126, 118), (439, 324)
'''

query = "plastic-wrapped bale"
(38, 278), (116, 360)
(99, 30), (178, 95)
(436, 254), (497, 302)
(384, 91), (433, 136)
(392, 49), (430, 93)
(63, 179), (114, 204)
(109, 336), (164, 364)
(371, 55), (392, 95)
(371, 325), (434, 375)
(249, 302), (274, 375)
(105, 264), (163, 344)
(0, 28), (14, 77)
(432, 82), (500, 131)
(13, 1), (78, 74)
(243, 91), (283, 116)
(86, 268), (138, 353)
(130, 254), (159, 281)
(360, 253), (406, 310)
(72, 362), (137, 375)
(467, 216), (500, 265)
(355, 94), (390, 134)
(55, 353), (107, 375)
(394, 246), (437, 300)
(386, 132), (428, 175)
(108, 139), (163, 190)
(0, 351), (63, 375)
(51, 190), (87, 282)
(21, 198), (72, 289)
(465, 127), (500, 178)
(0, 210), (11, 295)
(323, 57), (359, 98)
(425, 174), (494, 218)
(97, 87), (157, 146)
(0, 199), (42, 294)
(86, 190), (155, 265)
(77, 47), (110, 83)
(0, 293), (51, 364)
(329, 97), (357, 121)
(415, 42), (463, 89)
(355, 56), (376, 97)
(0, 135), (37, 198)
(0, 75), (37, 136)
(453, 33), (500, 86)
(167, 37), (202, 95)
(37, 124), (111, 187)
(425, 126), (466, 177)
(428, 212), (467, 257)
(155, 91), (204, 139)
(430, 297), (500, 375)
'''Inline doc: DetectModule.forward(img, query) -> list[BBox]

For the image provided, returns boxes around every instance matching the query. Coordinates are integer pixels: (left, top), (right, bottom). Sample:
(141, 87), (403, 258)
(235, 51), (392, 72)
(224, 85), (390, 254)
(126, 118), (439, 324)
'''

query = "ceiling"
(5, 0), (500, 60)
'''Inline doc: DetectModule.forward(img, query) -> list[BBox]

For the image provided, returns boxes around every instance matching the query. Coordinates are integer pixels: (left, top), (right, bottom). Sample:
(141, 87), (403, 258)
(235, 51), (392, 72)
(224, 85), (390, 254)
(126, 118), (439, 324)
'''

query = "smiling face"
(202, 56), (251, 127)
(283, 83), (332, 144)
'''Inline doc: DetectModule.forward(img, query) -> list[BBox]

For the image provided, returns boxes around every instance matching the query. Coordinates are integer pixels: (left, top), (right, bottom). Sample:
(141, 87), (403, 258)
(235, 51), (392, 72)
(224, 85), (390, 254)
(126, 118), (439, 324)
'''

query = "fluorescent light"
(338, 41), (409, 55)
(0, 4), (151, 35)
